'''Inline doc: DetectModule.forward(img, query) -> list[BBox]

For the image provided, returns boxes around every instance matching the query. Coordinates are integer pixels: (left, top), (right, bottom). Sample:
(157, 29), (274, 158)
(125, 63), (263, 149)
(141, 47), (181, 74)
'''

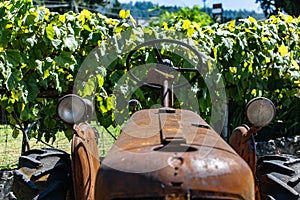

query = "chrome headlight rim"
(57, 94), (88, 124)
(246, 97), (276, 127)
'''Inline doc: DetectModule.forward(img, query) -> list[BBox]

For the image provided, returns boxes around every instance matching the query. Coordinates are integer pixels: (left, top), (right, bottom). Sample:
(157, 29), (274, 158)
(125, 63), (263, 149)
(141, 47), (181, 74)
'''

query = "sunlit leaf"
(278, 44), (289, 57)
(182, 19), (191, 30)
(248, 16), (257, 23)
(291, 60), (299, 70)
(228, 20), (235, 32)
(79, 9), (91, 22)
(46, 24), (55, 40)
(187, 28), (194, 38)
(229, 67), (237, 73)
(59, 14), (66, 23)
(63, 36), (78, 52)
(96, 74), (104, 87)
(25, 34), (36, 47)
(106, 95), (116, 111)
(129, 15), (136, 26)
(36, 7), (46, 22)
(51, 39), (62, 49)
(83, 78), (95, 97)
(119, 9), (130, 19)
(10, 89), (19, 103)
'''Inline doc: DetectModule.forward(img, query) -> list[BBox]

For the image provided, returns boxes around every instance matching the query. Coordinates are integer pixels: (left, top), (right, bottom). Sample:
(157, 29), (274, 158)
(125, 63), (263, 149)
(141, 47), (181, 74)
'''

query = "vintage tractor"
(12, 39), (300, 200)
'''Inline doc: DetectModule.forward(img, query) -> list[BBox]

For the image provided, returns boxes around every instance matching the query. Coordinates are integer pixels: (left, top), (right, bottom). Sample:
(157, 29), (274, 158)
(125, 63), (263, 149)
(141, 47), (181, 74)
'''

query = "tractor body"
(93, 108), (255, 200)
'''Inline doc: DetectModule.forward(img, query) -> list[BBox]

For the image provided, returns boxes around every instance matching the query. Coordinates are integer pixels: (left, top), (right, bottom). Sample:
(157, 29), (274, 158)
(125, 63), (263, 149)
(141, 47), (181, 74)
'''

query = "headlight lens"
(246, 97), (275, 127)
(57, 94), (87, 124)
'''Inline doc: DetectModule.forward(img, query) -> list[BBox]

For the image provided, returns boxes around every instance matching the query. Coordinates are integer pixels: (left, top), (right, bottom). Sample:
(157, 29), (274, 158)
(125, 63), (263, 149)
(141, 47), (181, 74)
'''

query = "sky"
(118, 0), (263, 13)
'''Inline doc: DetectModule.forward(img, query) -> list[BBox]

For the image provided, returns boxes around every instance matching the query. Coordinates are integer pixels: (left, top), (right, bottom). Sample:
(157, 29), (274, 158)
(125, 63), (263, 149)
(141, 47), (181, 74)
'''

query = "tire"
(12, 148), (73, 200)
(256, 154), (300, 200)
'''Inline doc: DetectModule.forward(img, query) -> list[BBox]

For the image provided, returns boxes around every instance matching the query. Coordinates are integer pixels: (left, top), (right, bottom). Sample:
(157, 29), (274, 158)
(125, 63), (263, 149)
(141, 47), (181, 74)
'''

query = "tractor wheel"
(256, 154), (300, 200)
(12, 148), (73, 200)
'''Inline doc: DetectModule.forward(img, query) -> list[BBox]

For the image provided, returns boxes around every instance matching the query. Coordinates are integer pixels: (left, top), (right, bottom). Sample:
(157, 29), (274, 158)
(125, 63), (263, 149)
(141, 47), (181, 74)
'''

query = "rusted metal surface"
(229, 125), (261, 200)
(72, 122), (100, 200)
(229, 125), (257, 174)
(95, 109), (255, 200)
(147, 67), (175, 107)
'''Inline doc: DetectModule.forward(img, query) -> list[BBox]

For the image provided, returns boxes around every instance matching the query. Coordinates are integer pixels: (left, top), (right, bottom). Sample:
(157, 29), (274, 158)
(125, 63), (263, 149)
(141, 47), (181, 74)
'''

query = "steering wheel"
(126, 39), (203, 89)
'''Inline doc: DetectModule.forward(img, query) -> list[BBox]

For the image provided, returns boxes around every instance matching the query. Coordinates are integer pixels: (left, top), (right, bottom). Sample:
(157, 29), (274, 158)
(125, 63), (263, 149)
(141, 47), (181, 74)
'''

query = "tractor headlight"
(246, 97), (275, 127)
(57, 94), (93, 124)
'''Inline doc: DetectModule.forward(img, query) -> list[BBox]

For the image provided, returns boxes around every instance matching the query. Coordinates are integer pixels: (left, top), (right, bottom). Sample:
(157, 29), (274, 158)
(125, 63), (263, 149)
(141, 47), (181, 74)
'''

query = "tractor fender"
(229, 125), (260, 200)
(72, 122), (100, 200)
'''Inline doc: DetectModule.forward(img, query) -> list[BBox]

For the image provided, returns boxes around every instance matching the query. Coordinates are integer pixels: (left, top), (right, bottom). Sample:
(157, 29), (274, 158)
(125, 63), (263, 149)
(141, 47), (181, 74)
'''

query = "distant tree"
(121, 1), (161, 19)
(235, 11), (244, 21)
(150, 6), (213, 27)
(33, 0), (110, 13)
(256, 0), (300, 16)
(105, 0), (122, 18)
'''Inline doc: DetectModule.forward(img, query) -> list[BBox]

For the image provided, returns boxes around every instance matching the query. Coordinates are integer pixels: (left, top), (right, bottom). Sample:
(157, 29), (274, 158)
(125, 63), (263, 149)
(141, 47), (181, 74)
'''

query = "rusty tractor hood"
(95, 108), (255, 200)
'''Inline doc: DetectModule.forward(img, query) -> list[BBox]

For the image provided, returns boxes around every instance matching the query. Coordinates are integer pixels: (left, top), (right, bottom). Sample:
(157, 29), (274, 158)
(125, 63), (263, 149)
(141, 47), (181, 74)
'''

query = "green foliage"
(0, 0), (129, 142)
(150, 6), (213, 31)
(33, 0), (111, 13)
(150, 10), (300, 138)
(171, 13), (300, 138)
(256, 0), (300, 17)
